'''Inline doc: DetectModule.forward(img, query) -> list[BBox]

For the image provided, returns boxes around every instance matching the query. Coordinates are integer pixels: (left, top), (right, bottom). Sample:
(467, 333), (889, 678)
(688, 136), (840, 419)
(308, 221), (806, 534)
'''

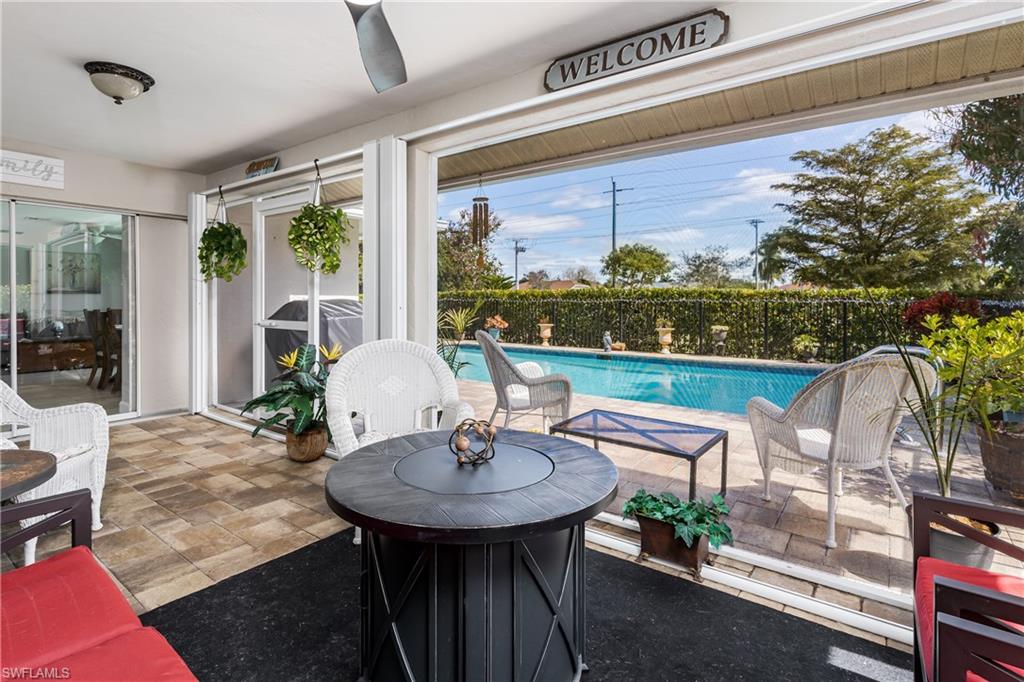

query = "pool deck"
(458, 376), (1024, 624)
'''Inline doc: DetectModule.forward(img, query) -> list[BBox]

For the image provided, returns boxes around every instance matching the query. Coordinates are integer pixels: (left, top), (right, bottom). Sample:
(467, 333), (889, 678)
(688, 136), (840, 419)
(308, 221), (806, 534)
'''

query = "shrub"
(902, 292), (981, 334)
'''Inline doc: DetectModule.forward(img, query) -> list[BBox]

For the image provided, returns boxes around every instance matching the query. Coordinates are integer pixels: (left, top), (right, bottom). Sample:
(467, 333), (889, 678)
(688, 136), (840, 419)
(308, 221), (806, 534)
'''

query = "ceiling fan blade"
(345, 1), (407, 93)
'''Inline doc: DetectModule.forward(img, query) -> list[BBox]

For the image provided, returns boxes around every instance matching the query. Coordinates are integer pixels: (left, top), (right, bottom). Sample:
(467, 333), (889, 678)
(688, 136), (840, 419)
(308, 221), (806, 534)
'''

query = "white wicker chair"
(1, 382), (109, 565)
(474, 330), (572, 430)
(324, 339), (474, 542)
(747, 354), (936, 548)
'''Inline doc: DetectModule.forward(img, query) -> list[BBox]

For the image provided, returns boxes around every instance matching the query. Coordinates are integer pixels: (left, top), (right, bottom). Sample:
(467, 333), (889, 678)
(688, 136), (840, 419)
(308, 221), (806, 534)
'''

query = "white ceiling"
(1, 1), (706, 175)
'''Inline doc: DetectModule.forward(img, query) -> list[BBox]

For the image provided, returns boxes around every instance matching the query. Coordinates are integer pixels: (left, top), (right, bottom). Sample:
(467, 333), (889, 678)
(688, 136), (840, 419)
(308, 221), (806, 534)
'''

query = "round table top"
(0, 448), (57, 501)
(325, 429), (618, 544)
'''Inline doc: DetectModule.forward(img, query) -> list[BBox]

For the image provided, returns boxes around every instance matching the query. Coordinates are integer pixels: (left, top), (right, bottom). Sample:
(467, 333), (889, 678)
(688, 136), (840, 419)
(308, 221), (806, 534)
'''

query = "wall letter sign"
(0, 149), (65, 190)
(544, 10), (728, 91)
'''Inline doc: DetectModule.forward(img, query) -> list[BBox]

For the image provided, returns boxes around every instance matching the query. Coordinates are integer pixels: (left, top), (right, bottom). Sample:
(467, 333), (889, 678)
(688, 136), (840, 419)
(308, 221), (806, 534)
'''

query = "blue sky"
(437, 108), (935, 282)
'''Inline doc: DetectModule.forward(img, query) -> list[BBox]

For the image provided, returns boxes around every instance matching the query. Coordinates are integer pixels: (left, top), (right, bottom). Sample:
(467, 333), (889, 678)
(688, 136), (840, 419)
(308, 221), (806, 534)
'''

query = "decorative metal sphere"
(448, 418), (498, 467)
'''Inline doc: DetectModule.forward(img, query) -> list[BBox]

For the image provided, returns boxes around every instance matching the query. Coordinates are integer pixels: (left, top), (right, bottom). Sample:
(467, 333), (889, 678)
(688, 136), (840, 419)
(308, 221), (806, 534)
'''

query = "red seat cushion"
(915, 556), (1024, 681)
(1, 546), (141, 669)
(47, 627), (196, 681)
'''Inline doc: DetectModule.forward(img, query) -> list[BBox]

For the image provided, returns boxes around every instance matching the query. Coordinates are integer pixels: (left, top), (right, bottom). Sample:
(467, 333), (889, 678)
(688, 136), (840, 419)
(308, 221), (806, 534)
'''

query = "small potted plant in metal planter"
(242, 342), (342, 462)
(655, 317), (674, 354)
(485, 314), (508, 341)
(537, 315), (554, 347)
(792, 333), (820, 362)
(623, 490), (732, 581)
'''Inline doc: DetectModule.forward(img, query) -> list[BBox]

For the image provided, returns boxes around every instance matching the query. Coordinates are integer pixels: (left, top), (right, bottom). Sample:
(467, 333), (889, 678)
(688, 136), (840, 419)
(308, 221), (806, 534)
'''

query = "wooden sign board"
(544, 10), (728, 92)
(245, 156), (280, 178)
(0, 149), (65, 190)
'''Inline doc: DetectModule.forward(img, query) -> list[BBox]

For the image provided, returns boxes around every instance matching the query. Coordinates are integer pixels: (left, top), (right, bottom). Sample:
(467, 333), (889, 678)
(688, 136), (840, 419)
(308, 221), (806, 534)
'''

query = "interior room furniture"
(0, 489), (197, 681)
(104, 308), (122, 392)
(747, 354), (937, 548)
(475, 330), (572, 429)
(550, 408), (728, 501)
(911, 492), (1024, 682)
(325, 429), (618, 682)
(83, 308), (108, 387)
(13, 338), (95, 374)
(0, 448), (57, 501)
(0, 381), (109, 565)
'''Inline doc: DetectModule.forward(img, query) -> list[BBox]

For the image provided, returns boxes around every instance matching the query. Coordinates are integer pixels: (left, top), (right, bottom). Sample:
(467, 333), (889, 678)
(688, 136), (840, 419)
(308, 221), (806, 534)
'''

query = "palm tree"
(753, 232), (790, 287)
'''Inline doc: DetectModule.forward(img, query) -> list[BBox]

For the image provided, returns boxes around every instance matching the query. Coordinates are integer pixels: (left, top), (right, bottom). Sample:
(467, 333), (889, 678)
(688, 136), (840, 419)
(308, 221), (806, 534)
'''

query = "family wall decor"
(0, 149), (65, 190)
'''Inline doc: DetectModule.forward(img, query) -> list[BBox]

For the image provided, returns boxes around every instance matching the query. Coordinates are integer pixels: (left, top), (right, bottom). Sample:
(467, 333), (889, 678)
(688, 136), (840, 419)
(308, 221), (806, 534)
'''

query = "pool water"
(455, 346), (822, 415)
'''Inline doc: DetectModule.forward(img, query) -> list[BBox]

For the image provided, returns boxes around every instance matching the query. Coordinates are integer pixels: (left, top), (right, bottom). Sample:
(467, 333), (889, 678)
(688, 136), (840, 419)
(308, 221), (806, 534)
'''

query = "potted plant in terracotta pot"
(241, 342), (343, 462)
(485, 314), (508, 341)
(792, 333), (820, 362)
(921, 311), (1024, 506)
(655, 317), (674, 354)
(537, 315), (554, 347)
(623, 489), (732, 581)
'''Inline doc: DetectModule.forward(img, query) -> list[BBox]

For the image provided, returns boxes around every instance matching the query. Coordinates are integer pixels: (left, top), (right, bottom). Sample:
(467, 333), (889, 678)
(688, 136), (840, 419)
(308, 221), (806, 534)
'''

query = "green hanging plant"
(288, 202), (351, 274)
(198, 190), (247, 282)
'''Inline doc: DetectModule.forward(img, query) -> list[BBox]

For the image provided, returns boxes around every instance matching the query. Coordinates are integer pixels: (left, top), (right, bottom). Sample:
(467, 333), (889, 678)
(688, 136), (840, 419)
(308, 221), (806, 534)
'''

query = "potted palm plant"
(623, 489), (732, 581)
(537, 315), (554, 346)
(242, 342), (343, 462)
(921, 311), (1024, 505)
(655, 317), (674, 354)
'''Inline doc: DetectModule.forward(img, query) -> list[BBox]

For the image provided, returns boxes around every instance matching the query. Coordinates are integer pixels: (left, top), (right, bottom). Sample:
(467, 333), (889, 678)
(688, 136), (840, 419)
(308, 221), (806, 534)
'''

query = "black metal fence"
(438, 296), (1021, 364)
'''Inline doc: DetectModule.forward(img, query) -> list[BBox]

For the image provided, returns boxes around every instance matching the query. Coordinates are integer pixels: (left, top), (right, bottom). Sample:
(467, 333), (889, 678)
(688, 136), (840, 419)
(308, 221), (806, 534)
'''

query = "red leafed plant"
(902, 292), (981, 334)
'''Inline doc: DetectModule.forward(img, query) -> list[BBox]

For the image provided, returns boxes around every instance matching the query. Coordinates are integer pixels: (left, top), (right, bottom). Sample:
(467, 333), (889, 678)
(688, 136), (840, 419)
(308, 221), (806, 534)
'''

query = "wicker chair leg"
(836, 468), (844, 497)
(489, 405), (499, 423)
(353, 527), (362, 545)
(503, 410), (511, 428)
(23, 536), (37, 566)
(826, 463), (838, 549)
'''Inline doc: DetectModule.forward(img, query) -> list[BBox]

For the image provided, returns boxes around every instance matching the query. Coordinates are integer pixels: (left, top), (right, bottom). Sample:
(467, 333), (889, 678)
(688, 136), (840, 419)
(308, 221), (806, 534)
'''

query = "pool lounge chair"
(475, 330), (572, 430)
(747, 354), (936, 548)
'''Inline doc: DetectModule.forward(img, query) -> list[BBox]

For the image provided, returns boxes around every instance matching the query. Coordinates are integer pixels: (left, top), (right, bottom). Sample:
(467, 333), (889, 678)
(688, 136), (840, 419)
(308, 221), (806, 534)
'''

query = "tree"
(771, 125), (987, 288)
(980, 202), (1024, 292)
(437, 209), (504, 291)
(521, 270), (550, 288)
(600, 243), (673, 287)
(753, 232), (790, 286)
(675, 245), (752, 288)
(479, 273), (515, 289)
(560, 265), (599, 284)
(934, 95), (1024, 201)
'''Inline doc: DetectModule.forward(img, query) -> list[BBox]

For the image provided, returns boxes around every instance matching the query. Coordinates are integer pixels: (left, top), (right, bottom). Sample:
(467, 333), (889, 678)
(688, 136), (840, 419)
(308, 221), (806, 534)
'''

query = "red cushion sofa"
(912, 492), (1024, 682)
(0, 489), (195, 681)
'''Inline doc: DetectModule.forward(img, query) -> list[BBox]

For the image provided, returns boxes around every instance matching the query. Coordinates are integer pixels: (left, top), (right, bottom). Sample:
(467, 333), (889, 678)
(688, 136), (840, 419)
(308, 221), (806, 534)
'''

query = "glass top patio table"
(549, 409), (728, 500)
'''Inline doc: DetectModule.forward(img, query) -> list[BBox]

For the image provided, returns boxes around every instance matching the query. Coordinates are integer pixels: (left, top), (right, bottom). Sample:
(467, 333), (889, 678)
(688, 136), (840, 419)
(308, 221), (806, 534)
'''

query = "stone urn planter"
(710, 326), (729, 355)
(636, 515), (710, 581)
(656, 327), (674, 354)
(286, 425), (328, 462)
(538, 322), (554, 347)
(977, 424), (1024, 505)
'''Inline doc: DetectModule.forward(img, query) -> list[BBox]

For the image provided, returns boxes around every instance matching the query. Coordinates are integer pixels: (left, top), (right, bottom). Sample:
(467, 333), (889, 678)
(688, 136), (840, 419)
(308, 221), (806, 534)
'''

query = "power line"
(602, 178), (634, 287)
(511, 239), (528, 290)
(749, 218), (765, 290)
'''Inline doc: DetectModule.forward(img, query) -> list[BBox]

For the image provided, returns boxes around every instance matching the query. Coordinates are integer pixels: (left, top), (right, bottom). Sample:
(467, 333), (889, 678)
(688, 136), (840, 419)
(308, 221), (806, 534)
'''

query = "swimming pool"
(455, 345), (822, 415)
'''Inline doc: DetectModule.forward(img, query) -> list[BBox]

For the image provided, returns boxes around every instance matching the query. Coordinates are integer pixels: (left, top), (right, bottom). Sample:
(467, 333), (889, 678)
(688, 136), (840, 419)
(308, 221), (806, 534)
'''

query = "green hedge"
(439, 288), (1019, 363)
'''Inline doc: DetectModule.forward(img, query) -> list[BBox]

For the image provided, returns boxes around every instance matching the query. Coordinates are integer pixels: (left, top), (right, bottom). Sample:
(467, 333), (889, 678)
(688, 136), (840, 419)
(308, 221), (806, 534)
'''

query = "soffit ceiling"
(0, 1), (711, 174)
(439, 23), (1024, 187)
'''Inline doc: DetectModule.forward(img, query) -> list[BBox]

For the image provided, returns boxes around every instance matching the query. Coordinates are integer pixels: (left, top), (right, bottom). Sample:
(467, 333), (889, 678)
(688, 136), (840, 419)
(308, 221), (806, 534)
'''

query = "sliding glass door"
(1, 200), (136, 417)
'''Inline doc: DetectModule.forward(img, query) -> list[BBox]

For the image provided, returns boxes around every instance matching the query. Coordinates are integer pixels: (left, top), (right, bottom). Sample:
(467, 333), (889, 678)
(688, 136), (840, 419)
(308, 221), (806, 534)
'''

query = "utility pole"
(749, 218), (764, 289)
(512, 239), (528, 290)
(603, 177), (634, 287)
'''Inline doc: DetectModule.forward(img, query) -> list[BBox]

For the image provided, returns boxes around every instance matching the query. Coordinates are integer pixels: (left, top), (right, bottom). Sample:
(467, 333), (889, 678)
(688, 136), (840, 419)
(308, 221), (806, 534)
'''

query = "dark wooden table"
(0, 448), (57, 501)
(550, 408), (728, 501)
(325, 429), (618, 682)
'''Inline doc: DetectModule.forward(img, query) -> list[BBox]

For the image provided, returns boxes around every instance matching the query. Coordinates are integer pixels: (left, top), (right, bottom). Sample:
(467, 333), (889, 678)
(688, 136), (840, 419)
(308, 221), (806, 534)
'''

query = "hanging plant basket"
(288, 160), (351, 274)
(198, 188), (247, 282)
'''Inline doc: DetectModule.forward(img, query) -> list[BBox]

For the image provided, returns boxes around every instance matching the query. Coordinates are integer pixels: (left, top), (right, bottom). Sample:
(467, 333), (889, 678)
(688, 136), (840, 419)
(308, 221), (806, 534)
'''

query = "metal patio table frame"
(325, 429), (618, 682)
(549, 408), (728, 501)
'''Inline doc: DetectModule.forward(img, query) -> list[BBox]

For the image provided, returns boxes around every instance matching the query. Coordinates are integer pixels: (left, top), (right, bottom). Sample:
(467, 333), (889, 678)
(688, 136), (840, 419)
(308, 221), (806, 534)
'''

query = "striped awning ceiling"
(438, 22), (1024, 188)
(321, 176), (363, 205)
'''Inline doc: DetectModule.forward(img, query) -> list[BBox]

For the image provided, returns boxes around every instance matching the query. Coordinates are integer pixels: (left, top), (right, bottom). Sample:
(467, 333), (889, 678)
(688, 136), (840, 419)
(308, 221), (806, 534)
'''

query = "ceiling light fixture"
(83, 61), (155, 105)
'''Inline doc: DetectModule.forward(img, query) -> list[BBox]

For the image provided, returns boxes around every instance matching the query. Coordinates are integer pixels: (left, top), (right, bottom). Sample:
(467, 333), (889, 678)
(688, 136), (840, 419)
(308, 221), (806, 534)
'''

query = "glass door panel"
(10, 203), (134, 415)
(1, 201), (11, 405)
(212, 202), (255, 410)
(259, 207), (310, 393)
(317, 201), (363, 356)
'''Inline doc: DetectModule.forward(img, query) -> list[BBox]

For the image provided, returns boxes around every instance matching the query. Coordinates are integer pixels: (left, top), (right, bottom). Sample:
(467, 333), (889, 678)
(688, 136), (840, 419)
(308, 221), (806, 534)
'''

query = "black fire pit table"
(325, 428), (618, 682)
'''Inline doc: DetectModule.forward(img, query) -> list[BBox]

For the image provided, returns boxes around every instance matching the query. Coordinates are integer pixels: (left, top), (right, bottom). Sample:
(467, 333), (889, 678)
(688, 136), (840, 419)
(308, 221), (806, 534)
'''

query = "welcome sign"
(0, 149), (65, 190)
(544, 10), (728, 91)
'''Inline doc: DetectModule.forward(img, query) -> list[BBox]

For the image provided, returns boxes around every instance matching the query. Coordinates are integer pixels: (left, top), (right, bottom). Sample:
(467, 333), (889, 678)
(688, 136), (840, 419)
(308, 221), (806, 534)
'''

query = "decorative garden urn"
(656, 327), (674, 354)
(538, 322), (554, 347)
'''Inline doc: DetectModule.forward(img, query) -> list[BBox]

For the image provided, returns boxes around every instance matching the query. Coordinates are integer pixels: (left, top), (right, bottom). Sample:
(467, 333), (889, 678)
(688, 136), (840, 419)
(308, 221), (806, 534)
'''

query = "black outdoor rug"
(142, 529), (912, 681)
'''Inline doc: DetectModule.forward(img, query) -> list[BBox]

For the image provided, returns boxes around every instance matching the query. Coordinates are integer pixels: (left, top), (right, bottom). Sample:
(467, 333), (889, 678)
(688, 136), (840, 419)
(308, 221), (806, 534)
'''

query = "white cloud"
(550, 185), (610, 210)
(640, 227), (702, 246)
(683, 168), (790, 218)
(499, 212), (586, 237)
(895, 109), (937, 138)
